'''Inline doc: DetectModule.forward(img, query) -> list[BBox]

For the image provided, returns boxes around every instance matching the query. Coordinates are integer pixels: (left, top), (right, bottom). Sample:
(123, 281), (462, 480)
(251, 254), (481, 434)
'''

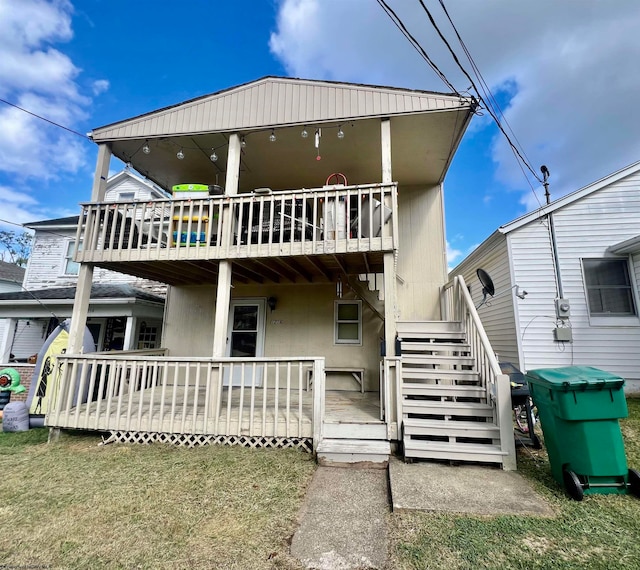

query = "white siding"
(512, 170), (640, 381)
(104, 175), (162, 202)
(0, 280), (22, 293)
(455, 235), (520, 367)
(23, 230), (79, 290)
(10, 318), (48, 360)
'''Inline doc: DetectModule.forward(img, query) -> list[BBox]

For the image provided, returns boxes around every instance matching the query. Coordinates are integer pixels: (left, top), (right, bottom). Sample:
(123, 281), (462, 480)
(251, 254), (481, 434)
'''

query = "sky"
(1, 0), (639, 268)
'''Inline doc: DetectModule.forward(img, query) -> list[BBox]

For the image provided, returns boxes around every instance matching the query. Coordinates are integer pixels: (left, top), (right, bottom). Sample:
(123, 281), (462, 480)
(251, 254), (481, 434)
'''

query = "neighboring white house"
(449, 160), (640, 392)
(0, 170), (168, 362)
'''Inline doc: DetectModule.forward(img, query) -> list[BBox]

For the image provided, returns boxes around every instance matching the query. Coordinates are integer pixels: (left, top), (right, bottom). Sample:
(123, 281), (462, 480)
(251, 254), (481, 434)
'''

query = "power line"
(414, 0), (544, 187)
(0, 97), (91, 141)
(376, 0), (461, 95)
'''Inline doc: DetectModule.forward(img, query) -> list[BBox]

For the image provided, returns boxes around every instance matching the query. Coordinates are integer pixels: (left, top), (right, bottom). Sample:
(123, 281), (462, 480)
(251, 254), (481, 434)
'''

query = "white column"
(68, 144), (111, 354)
(0, 318), (17, 363)
(381, 118), (392, 184)
(383, 252), (397, 357)
(123, 316), (137, 350)
(212, 134), (241, 357)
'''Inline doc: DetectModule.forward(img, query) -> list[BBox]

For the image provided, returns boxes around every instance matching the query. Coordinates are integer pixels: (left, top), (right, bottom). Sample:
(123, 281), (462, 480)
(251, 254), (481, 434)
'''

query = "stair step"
(402, 354), (475, 366)
(396, 321), (464, 341)
(400, 341), (470, 353)
(317, 438), (390, 467)
(402, 383), (486, 399)
(403, 440), (505, 464)
(403, 418), (500, 439)
(402, 368), (479, 381)
(403, 400), (494, 417)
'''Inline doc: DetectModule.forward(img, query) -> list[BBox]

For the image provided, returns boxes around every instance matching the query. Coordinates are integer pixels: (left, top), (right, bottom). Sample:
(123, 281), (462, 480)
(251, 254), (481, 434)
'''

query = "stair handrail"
(452, 274), (517, 470)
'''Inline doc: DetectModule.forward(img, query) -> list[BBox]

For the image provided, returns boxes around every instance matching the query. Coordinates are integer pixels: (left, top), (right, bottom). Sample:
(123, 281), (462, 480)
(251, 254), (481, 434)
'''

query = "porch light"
(240, 136), (247, 148)
(176, 148), (184, 160)
(301, 127), (308, 138)
(337, 126), (344, 139)
(269, 129), (276, 142)
(142, 142), (151, 154)
(267, 297), (277, 311)
(210, 150), (218, 162)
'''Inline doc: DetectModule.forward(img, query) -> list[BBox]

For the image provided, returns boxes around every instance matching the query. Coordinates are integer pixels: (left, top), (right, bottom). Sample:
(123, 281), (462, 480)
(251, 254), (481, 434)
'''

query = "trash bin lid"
(526, 366), (625, 391)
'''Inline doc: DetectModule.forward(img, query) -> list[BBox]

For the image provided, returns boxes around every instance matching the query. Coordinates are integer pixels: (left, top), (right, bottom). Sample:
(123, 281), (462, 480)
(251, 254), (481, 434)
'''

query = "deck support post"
(48, 427), (61, 443)
(68, 144), (111, 354)
(123, 316), (137, 350)
(213, 134), (241, 357)
(383, 252), (397, 357)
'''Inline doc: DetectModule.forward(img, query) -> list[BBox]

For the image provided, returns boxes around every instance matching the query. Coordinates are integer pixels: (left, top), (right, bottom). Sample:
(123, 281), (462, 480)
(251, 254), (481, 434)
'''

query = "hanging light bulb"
(337, 125), (345, 139)
(240, 136), (247, 148)
(210, 149), (218, 162)
(269, 129), (276, 142)
(142, 142), (151, 154)
(176, 148), (184, 160)
(301, 127), (308, 138)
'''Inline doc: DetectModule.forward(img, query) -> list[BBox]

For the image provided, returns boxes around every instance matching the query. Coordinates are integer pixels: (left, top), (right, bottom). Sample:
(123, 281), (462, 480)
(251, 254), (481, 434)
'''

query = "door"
(224, 299), (266, 386)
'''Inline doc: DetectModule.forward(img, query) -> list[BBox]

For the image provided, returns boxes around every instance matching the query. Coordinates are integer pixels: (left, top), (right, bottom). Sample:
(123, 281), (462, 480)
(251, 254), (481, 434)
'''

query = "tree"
(0, 230), (33, 267)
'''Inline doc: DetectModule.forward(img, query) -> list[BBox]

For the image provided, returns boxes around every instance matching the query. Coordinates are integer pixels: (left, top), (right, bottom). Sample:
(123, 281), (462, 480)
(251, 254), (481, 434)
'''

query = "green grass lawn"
(0, 430), (315, 569)
(388, 397), (640, 570)
(2, 399), (640, 569)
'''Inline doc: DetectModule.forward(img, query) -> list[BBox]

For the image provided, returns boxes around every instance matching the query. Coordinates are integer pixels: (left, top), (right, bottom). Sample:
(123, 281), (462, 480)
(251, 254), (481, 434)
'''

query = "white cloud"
(270, 0), (640, 209)
(446, 241), (462, 267)
(92, 79), (109, 96)
(0, 0), (93, 181)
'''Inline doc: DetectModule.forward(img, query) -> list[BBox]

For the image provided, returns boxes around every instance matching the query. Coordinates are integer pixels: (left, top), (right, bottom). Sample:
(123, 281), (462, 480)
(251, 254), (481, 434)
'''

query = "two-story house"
(0, 170), (167, 364)
(46, 77), (516, 469)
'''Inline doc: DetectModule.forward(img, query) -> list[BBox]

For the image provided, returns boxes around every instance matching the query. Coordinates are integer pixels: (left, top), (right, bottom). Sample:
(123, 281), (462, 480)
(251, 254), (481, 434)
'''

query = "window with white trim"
(583, 258), (636, 316)
(118, 191), (135, 202)
(334, 300), (362, 344)
(63, 240), (82, 275)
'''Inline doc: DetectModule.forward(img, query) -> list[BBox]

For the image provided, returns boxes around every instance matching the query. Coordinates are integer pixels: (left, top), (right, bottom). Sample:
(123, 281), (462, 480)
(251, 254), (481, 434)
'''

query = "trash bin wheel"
(628, 469), (640, 498)
(563, 469), (584, 501)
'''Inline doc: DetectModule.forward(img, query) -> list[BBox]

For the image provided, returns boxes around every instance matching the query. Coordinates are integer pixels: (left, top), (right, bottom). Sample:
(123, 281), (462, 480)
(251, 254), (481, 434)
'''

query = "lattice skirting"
(107, 430), (314, 452)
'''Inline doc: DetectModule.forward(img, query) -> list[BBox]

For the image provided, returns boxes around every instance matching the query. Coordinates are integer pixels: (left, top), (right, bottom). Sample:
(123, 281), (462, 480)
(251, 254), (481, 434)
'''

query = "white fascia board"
(500, 159), (640, 234)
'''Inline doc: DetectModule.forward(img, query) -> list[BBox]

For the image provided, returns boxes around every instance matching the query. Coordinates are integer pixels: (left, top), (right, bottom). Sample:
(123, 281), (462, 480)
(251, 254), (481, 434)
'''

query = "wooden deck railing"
(46, 355), (325, 449)
(441, 275), (517, 470)
(75, 183), (398, 263)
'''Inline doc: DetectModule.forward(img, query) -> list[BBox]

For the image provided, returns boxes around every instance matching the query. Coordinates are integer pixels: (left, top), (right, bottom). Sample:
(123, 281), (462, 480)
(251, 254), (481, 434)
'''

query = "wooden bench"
(307, 367), (365, 393)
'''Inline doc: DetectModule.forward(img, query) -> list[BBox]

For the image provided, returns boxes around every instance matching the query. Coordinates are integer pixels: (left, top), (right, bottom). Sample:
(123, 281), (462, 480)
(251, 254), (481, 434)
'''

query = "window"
(118, 191), (135, 202)
(137, 323), (159, 349)
(583, 258), (636, 316)
(335, 301), (362, 344)
(63, 240), (82, 275)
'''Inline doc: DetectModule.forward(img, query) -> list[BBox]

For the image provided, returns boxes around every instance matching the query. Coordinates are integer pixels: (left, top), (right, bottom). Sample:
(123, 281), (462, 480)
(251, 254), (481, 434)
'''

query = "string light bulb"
(337, 126), (345, 139)
(240, 136), (247, 148)
(301, 127), (308, 138)
(269, 129), (276, 142)
(142, 142), (150, 154)
(176, 148), (184, 160)
(210, 150), (218, 162)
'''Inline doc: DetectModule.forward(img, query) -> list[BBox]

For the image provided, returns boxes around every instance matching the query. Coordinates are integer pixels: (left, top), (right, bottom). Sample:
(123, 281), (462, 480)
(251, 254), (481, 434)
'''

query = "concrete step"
(402, 400), (494, 418)
(403, 418), (500, 439)
(323, 421), (387, 440)
(317, 438), (391, 467)
(402, 368), (480, 382)
(402, 383), (487, 399)
(403, 439), (505, 464)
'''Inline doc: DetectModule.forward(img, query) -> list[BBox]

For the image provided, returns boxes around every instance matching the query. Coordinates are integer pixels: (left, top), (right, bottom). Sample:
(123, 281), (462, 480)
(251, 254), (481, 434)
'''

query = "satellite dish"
(477, 268), (495, 296)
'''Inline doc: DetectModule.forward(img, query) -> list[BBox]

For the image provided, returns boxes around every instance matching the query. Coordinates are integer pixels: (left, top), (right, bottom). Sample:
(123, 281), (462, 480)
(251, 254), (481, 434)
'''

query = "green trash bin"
(526, 366), (640, 500)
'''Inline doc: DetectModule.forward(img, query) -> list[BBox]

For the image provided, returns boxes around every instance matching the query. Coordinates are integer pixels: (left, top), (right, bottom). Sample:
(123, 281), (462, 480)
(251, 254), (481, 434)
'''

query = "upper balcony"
(75, 182), (397, 285)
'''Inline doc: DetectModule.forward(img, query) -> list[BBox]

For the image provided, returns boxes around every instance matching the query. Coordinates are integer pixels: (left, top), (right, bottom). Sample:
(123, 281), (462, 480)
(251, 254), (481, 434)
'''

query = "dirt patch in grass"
(388, 397), (640, 570)
(0, 430), (315, 569)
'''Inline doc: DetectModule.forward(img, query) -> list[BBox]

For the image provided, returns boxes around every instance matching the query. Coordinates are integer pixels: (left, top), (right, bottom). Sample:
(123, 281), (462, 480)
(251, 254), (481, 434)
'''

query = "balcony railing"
(47, 355), (326, 451)
(75, 183), (398, 264)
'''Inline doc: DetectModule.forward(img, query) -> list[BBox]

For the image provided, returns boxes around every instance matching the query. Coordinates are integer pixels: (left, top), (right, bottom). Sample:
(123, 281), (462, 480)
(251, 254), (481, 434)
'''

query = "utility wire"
(414, 0), (543, 187)
(376, 0), (461, 95)
(0, 97), (91, 141)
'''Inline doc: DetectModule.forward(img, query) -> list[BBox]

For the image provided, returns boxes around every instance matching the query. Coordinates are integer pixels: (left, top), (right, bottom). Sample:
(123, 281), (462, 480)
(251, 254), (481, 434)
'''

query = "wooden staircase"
(397, 321), (508, 467)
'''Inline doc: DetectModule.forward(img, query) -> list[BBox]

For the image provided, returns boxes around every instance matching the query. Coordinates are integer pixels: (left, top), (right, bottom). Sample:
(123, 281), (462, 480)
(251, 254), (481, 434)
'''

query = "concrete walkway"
(291, 467), (389, 569)
(291, 459), (554, 569)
